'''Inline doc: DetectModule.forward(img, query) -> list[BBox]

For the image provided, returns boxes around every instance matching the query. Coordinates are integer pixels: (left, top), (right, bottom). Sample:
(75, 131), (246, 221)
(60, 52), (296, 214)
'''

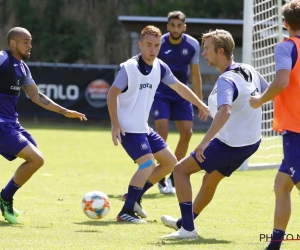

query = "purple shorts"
(279, 132), (300, 185)
(120, 127), (168, 161)
(0, 122), (37, 161)
(190, 138), (261, 177)
(151, 96), (194, 121)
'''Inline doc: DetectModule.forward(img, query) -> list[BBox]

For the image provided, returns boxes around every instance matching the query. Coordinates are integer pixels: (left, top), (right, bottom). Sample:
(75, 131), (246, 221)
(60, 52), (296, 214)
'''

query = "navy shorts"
(0, 122), (37, 161)
(279, 132), (300, 185)
(120, 127), (168, 161)
(190, 138), (261, 177)
(151, 96), (194, 121)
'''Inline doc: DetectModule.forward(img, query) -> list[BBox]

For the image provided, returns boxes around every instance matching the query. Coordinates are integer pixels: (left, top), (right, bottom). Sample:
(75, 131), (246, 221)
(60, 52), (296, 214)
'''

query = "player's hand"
(63, 110), (87, 121)
(249, 95), (263, 109)
(195, 139), (210, 163)
(111, 125), (125, 146)
(197, 104), (211, 121)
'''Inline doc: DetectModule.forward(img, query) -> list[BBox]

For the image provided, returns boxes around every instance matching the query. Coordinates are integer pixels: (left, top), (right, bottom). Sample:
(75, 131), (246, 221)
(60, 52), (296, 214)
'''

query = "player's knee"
(273, 182), (291, 197)
(156, 125), (168, 137)
(202, 172), (223, 189)
(179, 129), (193, 140)
(173, 162), (186, 175)
(138, 159), (154, 171)
(32, 154), (44, 169)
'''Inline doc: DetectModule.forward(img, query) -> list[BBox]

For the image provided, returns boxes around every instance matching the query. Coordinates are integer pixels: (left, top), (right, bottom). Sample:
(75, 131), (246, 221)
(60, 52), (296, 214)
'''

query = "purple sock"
(179, 202), (195, 231)
(268, 229), (285, 248)
(138, 180), (153, 199)
(1, 178), (21, 200)
(177, 212), (198, 229)
(123, 185), (143, 211)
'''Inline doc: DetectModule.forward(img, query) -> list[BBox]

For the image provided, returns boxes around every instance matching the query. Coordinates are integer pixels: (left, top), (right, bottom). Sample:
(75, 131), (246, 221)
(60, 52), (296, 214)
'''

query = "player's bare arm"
(249, 69), (290, 109)
(22, 83), (87, 120)
(190, 64), (203, 100)
(203, 104), (231, 141)
(169, 81), (210, 119)
(107, 85), (125, 145)
(195, 104), (231, 162)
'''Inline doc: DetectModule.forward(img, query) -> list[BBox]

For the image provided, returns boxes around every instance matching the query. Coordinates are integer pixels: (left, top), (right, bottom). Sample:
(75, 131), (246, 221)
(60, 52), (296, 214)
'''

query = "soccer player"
(107, 25), (209, 223)
(160, 29), (268, 239)
(249, 1), (300, 249)
(0, 27), (87, 224)
(151, 11), (203, 194)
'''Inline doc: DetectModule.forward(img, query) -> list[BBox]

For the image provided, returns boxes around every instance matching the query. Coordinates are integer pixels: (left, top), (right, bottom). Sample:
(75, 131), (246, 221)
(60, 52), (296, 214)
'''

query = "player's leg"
(161, 155), (200, 239)
(154, 119), (170, 194)
(151, 97), (171, 193)
(161, 171), (225, 232)
(117, 132), (155, 223)
(168, 120), (193, 192)
(167, 101), (194, 193)
(265, 171), (294, 250)
(161, 138), (261, 238)
(134, 128), (177, 199)
(266, 132), (300, 250)
(0, 123), (43, 224)
(173, 120), (193, 162)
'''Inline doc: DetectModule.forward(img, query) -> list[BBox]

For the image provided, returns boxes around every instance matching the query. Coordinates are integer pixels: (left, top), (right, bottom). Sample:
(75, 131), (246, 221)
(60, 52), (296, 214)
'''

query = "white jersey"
(208, 64), (262, 146)
(117, 57), (161, 133)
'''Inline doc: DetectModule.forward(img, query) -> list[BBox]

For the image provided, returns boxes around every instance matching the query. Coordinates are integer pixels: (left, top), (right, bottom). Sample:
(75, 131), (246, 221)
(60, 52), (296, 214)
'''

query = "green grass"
(0, 124), (299, 250)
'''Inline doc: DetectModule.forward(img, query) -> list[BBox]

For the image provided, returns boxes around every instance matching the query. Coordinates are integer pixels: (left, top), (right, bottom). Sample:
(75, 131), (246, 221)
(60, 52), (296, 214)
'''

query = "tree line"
(0, 0), (243, 64)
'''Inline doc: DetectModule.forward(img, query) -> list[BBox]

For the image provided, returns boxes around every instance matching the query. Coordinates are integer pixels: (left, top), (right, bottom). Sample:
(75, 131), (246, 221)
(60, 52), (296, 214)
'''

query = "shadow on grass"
(0, 221), (23, 227)
(150, 237), (232, 247)
(106, 193), (177, 201)
(74, 218), (161, 227)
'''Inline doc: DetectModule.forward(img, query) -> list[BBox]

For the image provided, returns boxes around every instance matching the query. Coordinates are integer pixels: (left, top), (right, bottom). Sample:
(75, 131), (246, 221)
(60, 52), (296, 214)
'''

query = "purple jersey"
(155, 33), (200, 99)
(274, 36), (299, 72)
(0, 51), (34, 123)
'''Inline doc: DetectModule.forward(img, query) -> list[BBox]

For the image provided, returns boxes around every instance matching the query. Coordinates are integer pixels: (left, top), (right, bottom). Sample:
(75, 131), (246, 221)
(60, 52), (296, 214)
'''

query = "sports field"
(0, 124), (299, 250)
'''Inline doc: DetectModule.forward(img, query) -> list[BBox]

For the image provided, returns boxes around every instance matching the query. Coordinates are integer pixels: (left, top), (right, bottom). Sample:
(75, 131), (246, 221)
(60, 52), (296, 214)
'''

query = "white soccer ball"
(82, 191), (110, 219)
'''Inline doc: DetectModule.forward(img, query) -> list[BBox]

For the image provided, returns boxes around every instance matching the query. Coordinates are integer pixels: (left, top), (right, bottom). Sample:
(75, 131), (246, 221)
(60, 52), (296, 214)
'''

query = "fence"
(19, 62), (119, 119)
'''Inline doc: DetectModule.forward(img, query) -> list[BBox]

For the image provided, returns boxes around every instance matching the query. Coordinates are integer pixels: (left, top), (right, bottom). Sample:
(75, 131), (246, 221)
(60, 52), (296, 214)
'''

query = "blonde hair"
(282, 0), (300, 31)
(202, 29), (235, 60)
(140, 25), (162, 40)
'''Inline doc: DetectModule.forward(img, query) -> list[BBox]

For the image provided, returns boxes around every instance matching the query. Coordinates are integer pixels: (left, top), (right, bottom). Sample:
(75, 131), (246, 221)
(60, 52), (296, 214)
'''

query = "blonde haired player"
(161, 29), (268, 239)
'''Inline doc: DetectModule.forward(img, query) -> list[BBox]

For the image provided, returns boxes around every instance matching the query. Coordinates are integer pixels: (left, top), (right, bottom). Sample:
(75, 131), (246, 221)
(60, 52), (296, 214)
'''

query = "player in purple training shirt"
(151, 11), (203, 194)
(0, 27), (87, 224)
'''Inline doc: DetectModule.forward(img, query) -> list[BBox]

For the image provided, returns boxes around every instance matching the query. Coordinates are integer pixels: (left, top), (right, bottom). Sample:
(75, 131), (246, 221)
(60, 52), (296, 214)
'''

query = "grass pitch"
(0, 123), (299, 250)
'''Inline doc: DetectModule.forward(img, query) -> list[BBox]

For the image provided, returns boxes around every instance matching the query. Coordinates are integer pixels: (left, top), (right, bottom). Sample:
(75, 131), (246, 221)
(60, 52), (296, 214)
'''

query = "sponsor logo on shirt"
(182, 48), (188, 55)
(139, 83), (152, 90)
(250, 88), (259, 96)
(211, 88), (217, 95)
(164, 50), (172, 54)
(10, 86), (21, 91)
